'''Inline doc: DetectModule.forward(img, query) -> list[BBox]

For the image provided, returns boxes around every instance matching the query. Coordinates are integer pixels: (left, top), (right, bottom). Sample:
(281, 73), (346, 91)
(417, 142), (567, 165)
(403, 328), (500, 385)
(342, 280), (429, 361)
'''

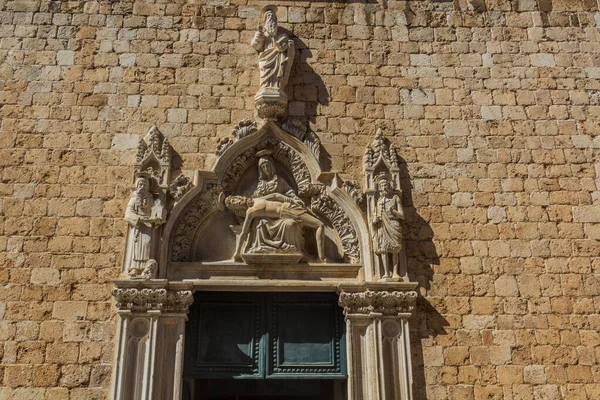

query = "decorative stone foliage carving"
(311, 185), (360, 261)
(167, 122), (365, 265)
(282, 119), (306, 140)
(170, 185), (222, 262)
(216, 137), (233, 157)
(342, 180), (364, 205)
(169, 173), (193, 201)
(338, 290), (417, 317)
(232, 118), (258, 140)
(112, 287), (193, 313)
(282, 120), (321, 162)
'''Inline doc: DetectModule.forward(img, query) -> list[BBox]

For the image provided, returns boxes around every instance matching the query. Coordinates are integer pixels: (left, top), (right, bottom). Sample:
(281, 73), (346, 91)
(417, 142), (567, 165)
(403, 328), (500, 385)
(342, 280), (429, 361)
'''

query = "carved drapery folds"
(252, 5), (295, 120)
(114, 9), (419, 398)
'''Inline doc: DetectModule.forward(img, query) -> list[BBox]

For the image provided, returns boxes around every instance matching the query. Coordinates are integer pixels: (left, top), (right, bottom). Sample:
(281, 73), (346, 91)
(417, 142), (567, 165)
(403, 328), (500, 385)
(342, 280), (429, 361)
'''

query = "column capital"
(112, 283), (193, 314)
(338, 288), (417, 318)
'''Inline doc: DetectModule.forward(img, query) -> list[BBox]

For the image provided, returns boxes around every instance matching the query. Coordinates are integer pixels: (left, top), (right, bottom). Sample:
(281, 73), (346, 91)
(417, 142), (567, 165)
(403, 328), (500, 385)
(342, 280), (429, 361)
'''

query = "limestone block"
(52, 301), (87, 321)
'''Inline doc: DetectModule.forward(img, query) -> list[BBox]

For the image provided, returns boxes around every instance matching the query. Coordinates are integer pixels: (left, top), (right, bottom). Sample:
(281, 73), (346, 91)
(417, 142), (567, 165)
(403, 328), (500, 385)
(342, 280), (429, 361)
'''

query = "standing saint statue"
(227, 150), (325, 263)
(124, 173), (166, 278)
(372, 175), (405, 279)
(251, 5), (295, 119)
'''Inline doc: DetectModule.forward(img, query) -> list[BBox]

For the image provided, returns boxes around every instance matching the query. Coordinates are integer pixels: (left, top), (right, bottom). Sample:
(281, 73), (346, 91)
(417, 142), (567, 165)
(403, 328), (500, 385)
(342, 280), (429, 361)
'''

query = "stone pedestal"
(339, 283), (417, 400)
(111, 281), (193, 400)
(255, 87), (287, 120)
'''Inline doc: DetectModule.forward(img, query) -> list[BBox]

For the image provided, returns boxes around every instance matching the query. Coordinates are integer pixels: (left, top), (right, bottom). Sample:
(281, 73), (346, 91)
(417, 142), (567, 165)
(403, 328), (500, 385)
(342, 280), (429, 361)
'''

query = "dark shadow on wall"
(398, 158), (449, 400)
(284, 32), (333, 171)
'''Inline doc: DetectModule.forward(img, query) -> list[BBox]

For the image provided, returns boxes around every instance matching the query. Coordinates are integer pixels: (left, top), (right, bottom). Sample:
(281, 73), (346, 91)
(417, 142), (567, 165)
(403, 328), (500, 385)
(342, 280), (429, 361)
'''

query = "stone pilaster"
(338, 284), (417, 400)
(111, 281), (193, 400)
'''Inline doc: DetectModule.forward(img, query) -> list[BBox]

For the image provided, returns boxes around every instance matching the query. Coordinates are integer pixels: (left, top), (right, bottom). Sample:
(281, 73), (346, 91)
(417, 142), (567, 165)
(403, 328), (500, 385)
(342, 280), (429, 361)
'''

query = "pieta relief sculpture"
(252, 5), (295, 120)
(225, 149), (325, 263)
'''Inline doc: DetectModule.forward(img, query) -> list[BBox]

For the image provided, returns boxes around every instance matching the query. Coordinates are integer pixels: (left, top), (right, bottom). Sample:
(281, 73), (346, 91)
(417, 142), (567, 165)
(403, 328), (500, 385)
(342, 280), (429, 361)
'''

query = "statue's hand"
(373, 216), (380, 224)
(276, 35), (288, 50)
(257, 23), (264, 34)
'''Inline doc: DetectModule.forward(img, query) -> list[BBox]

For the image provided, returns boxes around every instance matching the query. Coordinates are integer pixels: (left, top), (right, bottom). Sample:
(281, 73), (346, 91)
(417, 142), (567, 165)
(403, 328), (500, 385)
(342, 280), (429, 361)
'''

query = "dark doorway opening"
(187, 378), (346, 400)
(183, 292), (347, 400)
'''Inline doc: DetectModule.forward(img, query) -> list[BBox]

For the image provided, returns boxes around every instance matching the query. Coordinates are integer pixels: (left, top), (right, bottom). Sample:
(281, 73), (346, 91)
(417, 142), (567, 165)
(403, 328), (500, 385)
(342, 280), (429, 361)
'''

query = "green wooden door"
(184, 292), (346, 381)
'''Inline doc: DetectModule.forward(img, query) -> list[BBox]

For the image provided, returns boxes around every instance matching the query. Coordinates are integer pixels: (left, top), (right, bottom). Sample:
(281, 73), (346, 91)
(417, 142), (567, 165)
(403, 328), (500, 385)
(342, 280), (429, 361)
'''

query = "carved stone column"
(111, 280), (193, 400)
(338, 283), (417, 400)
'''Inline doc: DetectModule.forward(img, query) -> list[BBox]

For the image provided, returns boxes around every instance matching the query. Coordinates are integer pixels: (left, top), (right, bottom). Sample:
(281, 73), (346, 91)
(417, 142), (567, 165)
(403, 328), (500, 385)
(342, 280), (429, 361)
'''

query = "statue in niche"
(251, 5), (295, 119)
(124, 173), (166, 279)
(371, 174), (405, 279)
(226, 149), (325, 263)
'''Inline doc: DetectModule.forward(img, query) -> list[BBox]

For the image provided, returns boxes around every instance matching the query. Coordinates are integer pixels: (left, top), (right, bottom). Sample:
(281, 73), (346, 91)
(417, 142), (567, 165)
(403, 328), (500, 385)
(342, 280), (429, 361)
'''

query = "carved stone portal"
(114, 8), (419, 399)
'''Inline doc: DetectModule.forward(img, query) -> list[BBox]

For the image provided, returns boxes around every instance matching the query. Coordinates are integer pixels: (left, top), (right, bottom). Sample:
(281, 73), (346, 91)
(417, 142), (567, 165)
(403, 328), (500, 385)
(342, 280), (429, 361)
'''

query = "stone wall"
(1, 0), (600, 398)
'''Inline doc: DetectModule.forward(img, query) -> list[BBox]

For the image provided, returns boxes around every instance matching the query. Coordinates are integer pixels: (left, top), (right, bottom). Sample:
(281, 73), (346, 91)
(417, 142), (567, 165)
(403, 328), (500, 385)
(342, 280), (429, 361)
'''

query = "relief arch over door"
(160, 120), (371, 284)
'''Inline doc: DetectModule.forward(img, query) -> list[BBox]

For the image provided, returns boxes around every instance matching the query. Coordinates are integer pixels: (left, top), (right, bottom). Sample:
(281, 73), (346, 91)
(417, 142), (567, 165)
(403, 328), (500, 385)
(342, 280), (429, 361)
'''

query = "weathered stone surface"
(1, 0), (599, 397)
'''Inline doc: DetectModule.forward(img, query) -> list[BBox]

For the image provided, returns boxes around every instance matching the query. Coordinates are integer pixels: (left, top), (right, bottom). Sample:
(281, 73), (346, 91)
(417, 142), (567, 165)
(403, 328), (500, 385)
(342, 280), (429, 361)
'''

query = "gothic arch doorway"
(111, 122), (417, 399)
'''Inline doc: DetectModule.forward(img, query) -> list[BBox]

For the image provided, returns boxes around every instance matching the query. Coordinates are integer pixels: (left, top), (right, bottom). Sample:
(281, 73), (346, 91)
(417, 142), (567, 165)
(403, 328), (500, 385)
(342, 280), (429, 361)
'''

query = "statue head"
(376, 174), (392, 194)
(225, 195), (253, 214)
(262, 5), (278, 37)
(257, 149), (276, 181)
(134, 173), (152, 207)
(135, 173), (151, 194)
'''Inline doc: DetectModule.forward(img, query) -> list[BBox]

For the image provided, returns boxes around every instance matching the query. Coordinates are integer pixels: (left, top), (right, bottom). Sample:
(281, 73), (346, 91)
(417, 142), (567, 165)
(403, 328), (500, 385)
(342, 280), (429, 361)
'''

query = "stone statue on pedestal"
(251, 5), (295, 120)
(124, 173), (166, 278)
(371, 175), (405, 279)
(226, 149), (325, 263)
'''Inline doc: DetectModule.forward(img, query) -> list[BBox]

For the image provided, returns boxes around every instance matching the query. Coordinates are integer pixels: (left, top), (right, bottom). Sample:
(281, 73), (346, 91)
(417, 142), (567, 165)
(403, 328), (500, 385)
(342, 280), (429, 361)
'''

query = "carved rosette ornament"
(112, 287), (193, 314)
(338, 290), (417, 318)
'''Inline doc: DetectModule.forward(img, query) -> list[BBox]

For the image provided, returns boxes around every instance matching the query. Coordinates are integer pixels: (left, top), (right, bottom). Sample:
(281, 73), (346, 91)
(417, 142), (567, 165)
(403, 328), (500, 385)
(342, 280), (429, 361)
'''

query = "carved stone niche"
(364, 129), (408, 282)
(160, 120), (373, 282)
(123, 126), (192, 280)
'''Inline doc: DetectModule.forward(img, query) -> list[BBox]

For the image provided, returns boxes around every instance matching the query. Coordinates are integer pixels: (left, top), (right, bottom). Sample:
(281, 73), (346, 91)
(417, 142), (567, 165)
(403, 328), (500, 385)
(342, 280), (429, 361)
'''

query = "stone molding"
(112, 287), (193, 313)
(339, 289), (417, 318)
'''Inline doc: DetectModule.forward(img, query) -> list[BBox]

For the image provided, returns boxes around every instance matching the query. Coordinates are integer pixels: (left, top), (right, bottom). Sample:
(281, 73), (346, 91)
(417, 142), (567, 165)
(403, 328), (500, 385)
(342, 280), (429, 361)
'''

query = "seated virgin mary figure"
(229, 149), (325, 262)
